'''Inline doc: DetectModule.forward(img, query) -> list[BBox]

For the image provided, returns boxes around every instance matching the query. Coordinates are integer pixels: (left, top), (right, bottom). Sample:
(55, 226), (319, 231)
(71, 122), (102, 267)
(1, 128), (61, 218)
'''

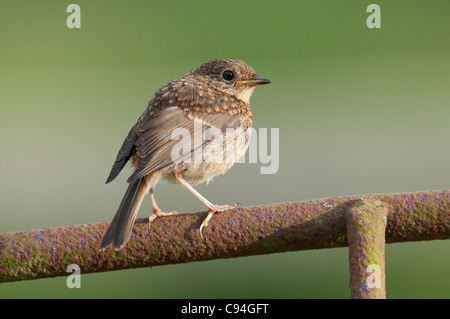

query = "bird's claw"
(199, 204), (237, 239)
(148, 211), (177, 227)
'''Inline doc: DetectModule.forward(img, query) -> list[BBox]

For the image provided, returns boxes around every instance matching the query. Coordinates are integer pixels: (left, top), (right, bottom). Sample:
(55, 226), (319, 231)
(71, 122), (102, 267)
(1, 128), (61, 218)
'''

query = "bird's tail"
(100, 177), (150, 250)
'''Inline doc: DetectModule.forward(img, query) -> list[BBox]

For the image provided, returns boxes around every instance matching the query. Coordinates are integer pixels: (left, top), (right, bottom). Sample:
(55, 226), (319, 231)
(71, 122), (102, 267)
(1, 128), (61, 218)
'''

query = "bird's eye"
(222, 70), (234, 81)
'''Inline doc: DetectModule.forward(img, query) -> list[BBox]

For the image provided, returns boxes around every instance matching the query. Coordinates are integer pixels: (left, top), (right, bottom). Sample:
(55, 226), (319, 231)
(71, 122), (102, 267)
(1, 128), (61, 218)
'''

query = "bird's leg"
(148, 187), (177, 224)
(174, 173), (236, 238)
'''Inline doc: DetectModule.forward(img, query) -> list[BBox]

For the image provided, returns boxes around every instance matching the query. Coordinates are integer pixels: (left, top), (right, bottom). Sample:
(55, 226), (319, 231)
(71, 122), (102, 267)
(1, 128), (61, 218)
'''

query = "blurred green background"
(1, 0), (449, 298)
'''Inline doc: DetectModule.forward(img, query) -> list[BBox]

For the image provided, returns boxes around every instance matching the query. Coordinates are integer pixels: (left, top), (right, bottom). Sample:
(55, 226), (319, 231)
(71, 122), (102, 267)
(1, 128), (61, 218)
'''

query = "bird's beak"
(236, 77), (271, 86)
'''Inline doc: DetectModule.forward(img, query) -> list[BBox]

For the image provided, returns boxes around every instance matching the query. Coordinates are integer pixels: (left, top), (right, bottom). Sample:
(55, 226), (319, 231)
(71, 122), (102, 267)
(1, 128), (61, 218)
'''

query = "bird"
(100, 59), (271, 250)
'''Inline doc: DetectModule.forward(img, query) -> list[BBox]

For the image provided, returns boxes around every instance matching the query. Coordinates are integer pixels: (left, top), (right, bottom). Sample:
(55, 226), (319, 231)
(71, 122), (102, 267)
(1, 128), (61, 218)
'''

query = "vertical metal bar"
(346, 199), (388, 299)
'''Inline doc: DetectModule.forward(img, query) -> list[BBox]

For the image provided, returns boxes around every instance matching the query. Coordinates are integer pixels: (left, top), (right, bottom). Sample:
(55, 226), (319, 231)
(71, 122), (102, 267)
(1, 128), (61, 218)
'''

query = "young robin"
(100, 59), (271, 250)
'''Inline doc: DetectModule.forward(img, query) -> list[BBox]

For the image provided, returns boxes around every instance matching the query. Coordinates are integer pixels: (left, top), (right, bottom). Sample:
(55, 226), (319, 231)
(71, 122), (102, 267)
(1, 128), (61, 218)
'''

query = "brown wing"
(105, 123), (138, 184)
(106, 105), (242, 184)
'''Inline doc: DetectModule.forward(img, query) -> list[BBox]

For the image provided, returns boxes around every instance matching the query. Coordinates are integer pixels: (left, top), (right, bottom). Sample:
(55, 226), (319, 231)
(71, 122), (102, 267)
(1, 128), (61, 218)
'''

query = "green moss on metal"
(0, 247), (49, 280)
(263, 237), (280, 251)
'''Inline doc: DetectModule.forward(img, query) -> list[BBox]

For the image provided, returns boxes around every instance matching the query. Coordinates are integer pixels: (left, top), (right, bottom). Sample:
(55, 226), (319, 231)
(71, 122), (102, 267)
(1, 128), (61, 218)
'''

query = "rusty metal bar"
(0, 190), (449, 288)
(346, 199), (388, 299)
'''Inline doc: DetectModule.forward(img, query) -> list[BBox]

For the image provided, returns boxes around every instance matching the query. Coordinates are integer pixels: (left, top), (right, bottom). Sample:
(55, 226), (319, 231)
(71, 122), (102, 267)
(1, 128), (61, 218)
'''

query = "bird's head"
(187, 59), (271, 104)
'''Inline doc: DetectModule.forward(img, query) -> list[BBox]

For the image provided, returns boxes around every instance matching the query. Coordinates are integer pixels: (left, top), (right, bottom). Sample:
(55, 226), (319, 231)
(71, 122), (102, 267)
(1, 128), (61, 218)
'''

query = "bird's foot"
(148, 210), (177, 225)
(200, 203), (236, 239)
